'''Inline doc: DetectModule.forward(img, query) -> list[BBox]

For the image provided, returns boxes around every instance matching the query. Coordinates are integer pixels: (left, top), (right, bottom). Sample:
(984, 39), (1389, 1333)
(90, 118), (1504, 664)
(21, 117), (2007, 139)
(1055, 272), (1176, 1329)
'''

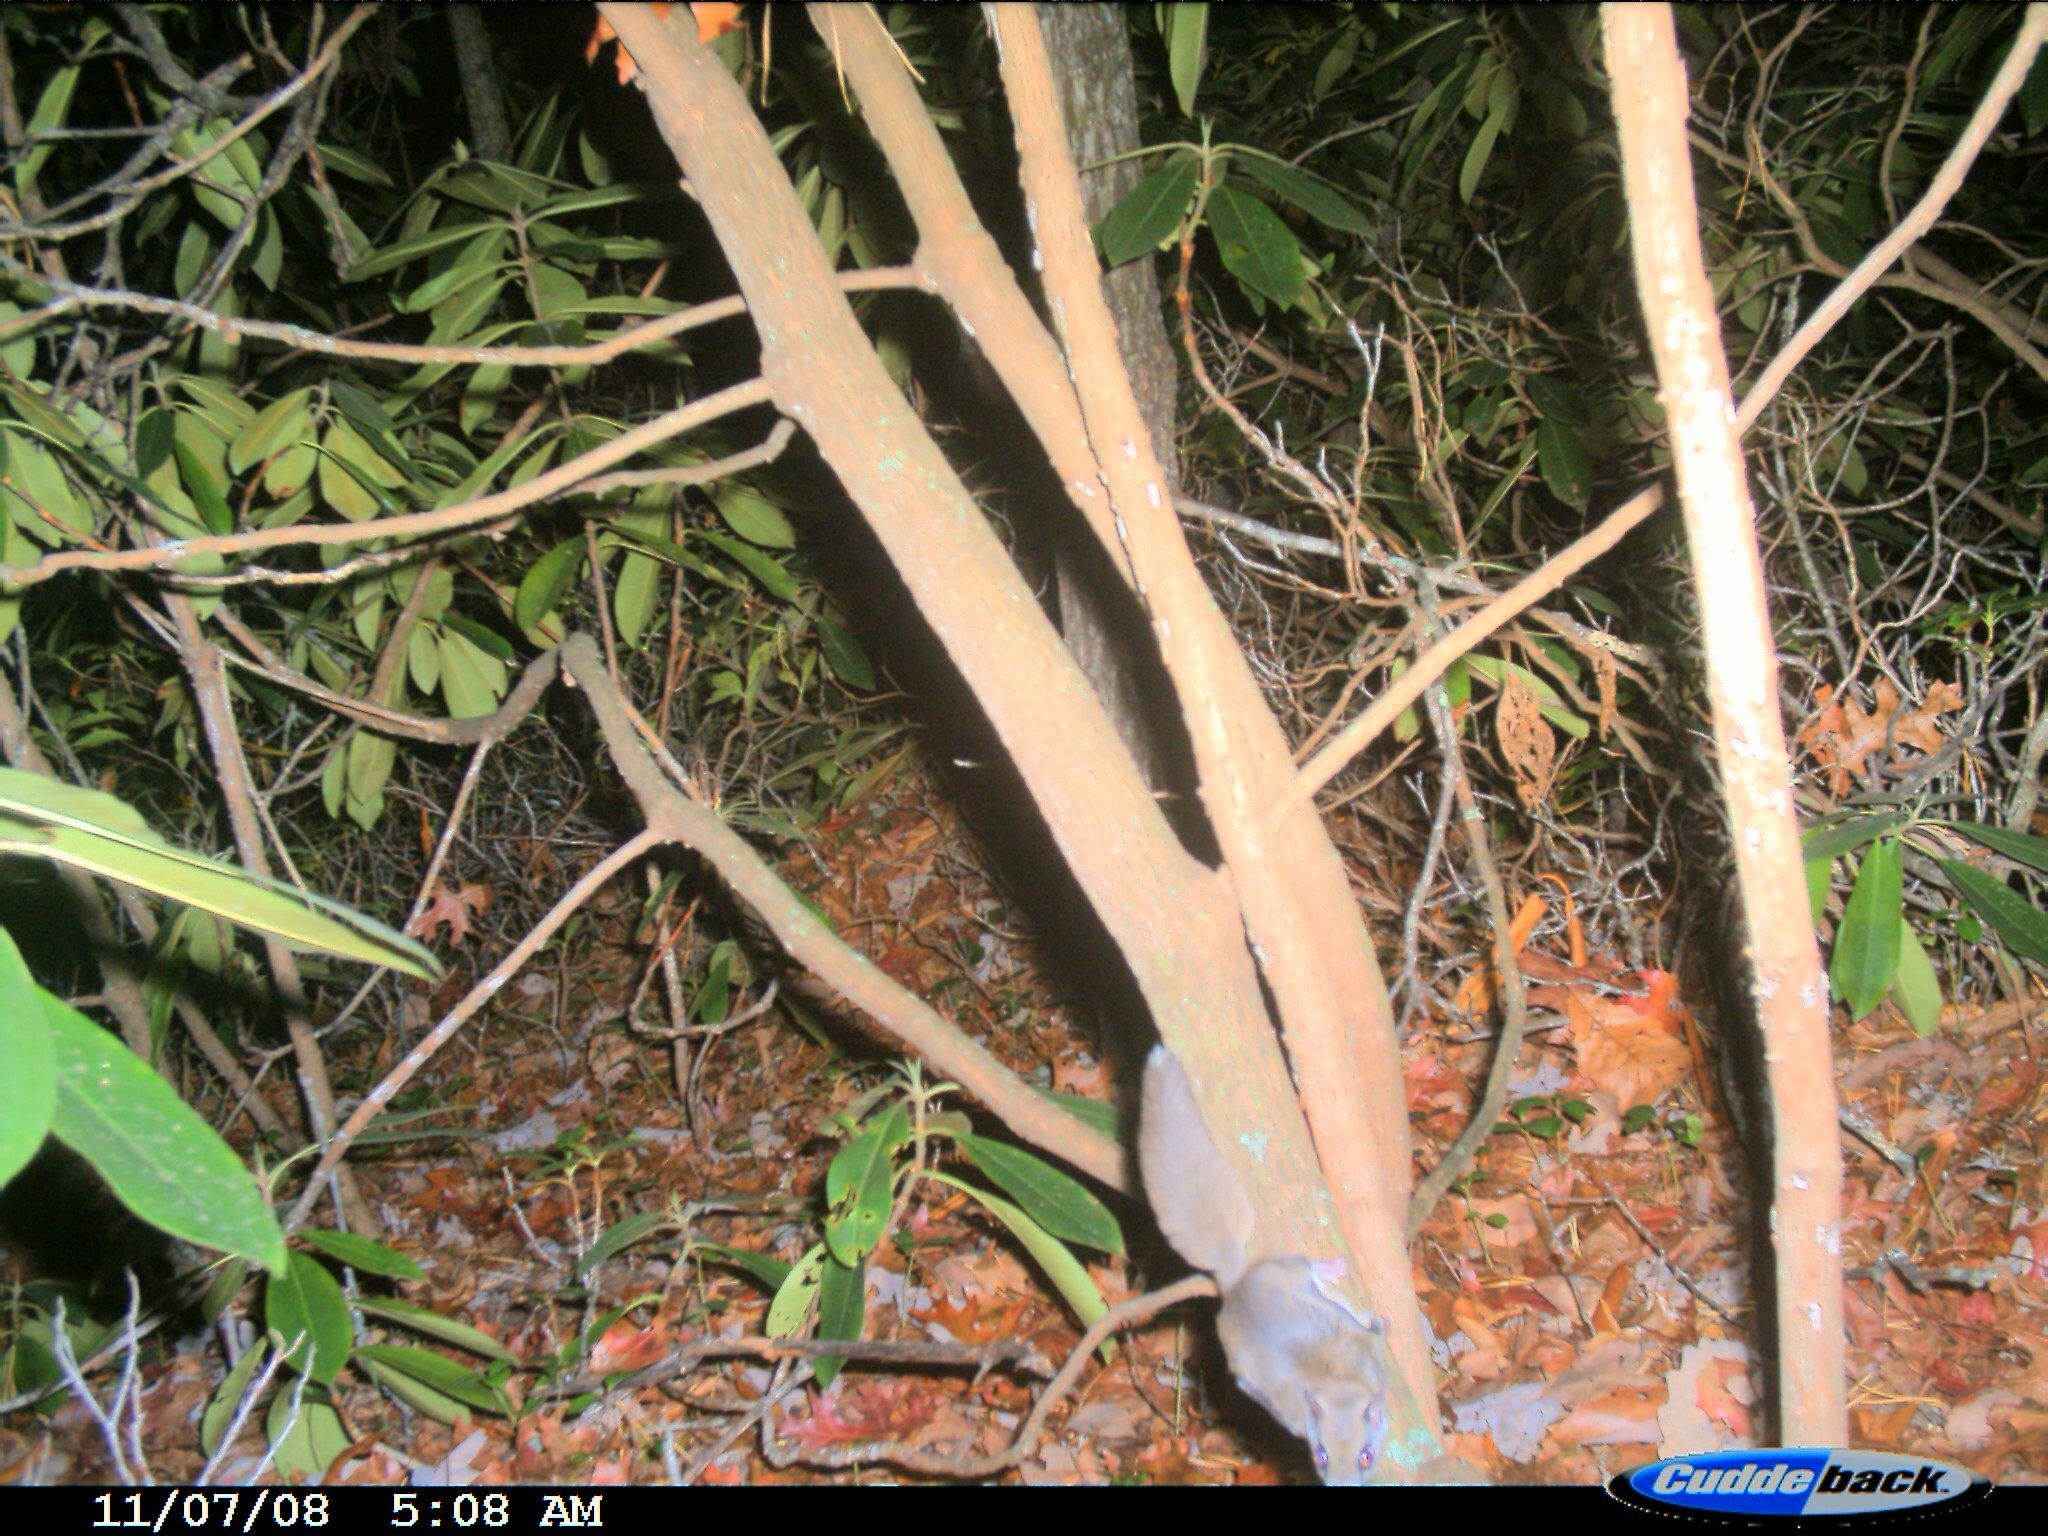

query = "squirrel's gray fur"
(1139, 1046), (1391, 1484)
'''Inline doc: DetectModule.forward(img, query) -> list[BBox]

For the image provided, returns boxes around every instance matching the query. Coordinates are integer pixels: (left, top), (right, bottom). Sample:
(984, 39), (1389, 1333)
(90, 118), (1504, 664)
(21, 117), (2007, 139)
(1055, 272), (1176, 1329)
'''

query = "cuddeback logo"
(1609, 1449), (1990, 1521)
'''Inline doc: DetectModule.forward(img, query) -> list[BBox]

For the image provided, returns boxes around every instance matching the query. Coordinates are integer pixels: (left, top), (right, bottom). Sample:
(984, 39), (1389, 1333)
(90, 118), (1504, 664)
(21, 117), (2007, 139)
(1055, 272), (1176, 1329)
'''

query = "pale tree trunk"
(1604, 6), (1845, 1445)
(597, 2), (1441, 1474)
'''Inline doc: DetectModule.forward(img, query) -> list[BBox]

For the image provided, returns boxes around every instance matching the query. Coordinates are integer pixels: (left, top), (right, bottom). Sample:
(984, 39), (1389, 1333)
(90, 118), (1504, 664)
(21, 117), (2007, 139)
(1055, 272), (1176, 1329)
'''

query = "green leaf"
(44, 993), (286, 1275)
(1940, 859), (2048, 968)
(399, 562), (458, 626)
(407, 625), (441, 696)
(202, 1338), (268, 1457)
(1312, 28), (1359, 101)
(439, 161), (557, 214)
(603, 523), (734, 586)
(353, 1296), (518, 1363)
(1164, 3), (1209, 118)
(228, 389), (315, 477)
(1034, 1086), (1120, 1138)
(824, 1103), (909, 1266)
(1941, 820), (2048, 876)
(1233, 153), (1373, 236)
(0, 428), (88, 544)
(460, 362), (511, 435)
(266, 1252), (353, 1382)
(1806, 856), (1834, 925)
(1802, 812), (1909, 864)
(529, 263), (588, 322)
(425, 272), (512, 346)
(261, 437), (318, 499)
(321, 744), (346, 820)
(692, 1241), (792, 1292)
(1832, 838), (1903, 1020)
(712, 485), (796, 549)
(299, 1229), (425, 1281)
(766, 1243), (825, 1339)
(436, 627), (508, 719)
(572, 1209), (672, 1281)
(698, 530), (800, 601)
(346, 221), (507, 282)
(930, 1172), (1108, 1335)
(0, 928), (57, 1187)
(17, 64), (80, 200)
(1096, 154), (1200, 268)
(614, 550), (659, 649)
(315, 142), (395, 188)
(515, 538), (585, 634)
(0, 302), (38, 377)
(347, 729), (396, 807)
(356, 1352), (475, 1427)
(250, 205), (283, 291)
(955, 1133), (1122, 1254)
(1891, 919), (1942, 1038)
(0, 376), (86, 448)
(321, 415), (405, 499)
(403, 247), (507, 314)
(1206, 183), (1304, 309)
(535, 182), (674, 219)
(172, 439), (234, 535)
(816, 610), (874, 691)
(433, 418), (551, 508)
(1459, 99), (1508, 204)
(1536, 416), (1591, 512)
(356, 1344), (510, 1415)
(812, 1251), (867, 1391)
(265, 1390), (350, 1481)
(328, 380), (416, 478)
(173, 377), (257, 440)
(0, 768), (438, 980)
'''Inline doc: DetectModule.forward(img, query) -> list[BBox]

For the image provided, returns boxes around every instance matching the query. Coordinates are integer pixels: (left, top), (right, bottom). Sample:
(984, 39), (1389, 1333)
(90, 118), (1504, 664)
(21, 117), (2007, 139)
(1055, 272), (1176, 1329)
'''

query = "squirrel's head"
(1304, 1381), (1390, 1485)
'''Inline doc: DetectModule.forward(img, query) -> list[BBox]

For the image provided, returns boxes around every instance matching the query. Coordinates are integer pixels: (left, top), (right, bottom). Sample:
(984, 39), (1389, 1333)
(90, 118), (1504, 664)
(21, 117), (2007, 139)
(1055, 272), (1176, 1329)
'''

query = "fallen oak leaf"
(408, 878), (491, 944)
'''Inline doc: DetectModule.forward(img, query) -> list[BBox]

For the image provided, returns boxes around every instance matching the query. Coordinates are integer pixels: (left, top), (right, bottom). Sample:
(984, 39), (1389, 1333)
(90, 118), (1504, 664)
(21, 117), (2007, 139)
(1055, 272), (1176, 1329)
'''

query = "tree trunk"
(1040, 6), (1185, 796)
(1606, 6), (1846, 1449)
(448, 6), (512, 164)
(599, 2), (1441, 1475)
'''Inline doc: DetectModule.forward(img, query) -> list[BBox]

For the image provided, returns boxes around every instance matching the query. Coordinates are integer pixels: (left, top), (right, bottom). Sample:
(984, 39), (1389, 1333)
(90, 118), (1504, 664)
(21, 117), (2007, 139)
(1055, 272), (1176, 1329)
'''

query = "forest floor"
(3, 761), (2045, 1486)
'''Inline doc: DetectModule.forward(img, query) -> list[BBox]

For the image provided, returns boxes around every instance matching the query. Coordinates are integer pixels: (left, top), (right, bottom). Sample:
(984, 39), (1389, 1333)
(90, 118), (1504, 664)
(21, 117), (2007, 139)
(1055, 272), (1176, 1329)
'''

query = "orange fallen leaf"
(587, 3), (746, 85)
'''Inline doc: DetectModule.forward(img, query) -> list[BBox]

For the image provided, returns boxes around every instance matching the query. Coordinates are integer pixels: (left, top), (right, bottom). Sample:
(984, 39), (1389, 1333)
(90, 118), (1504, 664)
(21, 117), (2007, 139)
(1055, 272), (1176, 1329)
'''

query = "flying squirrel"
(1139, 1046), (1392, 1484)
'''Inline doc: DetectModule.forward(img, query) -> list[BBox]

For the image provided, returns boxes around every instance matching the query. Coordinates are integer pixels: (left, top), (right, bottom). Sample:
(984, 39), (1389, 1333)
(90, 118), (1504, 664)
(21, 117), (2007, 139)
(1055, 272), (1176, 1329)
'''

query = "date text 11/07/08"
(85, 1489), (615, 1532)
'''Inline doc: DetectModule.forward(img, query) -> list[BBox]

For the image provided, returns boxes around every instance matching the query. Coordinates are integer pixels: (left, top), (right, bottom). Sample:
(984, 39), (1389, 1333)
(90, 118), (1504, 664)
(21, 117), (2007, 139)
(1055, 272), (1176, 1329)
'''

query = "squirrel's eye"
(1315, 1446), (1329, 1466)
(1358, 1446), (1374, 1469)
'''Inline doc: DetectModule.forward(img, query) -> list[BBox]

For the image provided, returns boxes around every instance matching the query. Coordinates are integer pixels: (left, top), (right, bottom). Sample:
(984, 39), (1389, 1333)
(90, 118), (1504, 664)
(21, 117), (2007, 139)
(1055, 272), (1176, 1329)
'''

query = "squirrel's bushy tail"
(1139, 1046), (1257, 1289)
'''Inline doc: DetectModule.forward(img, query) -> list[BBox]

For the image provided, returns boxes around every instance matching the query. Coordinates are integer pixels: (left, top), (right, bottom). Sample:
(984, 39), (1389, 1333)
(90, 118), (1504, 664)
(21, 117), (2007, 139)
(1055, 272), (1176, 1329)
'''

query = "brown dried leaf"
(1561, 971), (1693, 1114)
(1496, 670), (1558, 809)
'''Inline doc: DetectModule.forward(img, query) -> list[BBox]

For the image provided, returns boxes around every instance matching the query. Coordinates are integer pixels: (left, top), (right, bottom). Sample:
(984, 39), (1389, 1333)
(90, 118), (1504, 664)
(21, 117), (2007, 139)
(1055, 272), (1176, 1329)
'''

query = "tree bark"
(1039, 6), (1185, 795)
(601, 1), (1442, 1473)
(595, 6), (1306, 1209)
(448, 6), (512, 164)
(1605, 4), (1845, 1446)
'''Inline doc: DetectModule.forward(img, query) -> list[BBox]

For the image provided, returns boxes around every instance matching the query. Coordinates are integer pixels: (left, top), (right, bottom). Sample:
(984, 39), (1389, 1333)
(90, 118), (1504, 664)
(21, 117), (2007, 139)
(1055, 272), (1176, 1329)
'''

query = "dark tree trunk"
(1041, 6), (1187, 799)
(448, 6), (512, 164)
